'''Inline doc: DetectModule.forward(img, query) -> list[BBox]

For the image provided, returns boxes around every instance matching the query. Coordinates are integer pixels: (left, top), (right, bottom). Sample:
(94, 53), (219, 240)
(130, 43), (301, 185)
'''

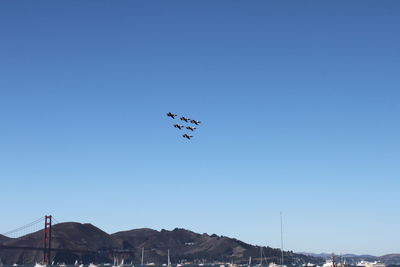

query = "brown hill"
(0, 222), (121, 264)
(0, 223), (315, 265)
(112, 228), (284, 263)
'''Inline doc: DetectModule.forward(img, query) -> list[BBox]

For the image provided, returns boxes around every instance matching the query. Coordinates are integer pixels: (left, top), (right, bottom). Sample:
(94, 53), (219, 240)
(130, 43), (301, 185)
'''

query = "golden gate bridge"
(0, 216), (136, 265)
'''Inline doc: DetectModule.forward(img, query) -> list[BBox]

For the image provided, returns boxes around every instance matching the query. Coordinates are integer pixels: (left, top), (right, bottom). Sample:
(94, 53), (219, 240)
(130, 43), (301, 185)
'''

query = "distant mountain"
(298, 252), (400, 265)
(379, 254), (400, 265)
(298, 252), (377, 259)
(342, 254), (377, 258)
(297, 252), (330, 258)
(0, 223), (316, 265)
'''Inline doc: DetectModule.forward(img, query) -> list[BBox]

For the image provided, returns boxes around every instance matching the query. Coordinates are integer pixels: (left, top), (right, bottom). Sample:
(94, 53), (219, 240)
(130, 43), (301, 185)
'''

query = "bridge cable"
(52, 216), (61, 224)
(2, 216), (45, 237)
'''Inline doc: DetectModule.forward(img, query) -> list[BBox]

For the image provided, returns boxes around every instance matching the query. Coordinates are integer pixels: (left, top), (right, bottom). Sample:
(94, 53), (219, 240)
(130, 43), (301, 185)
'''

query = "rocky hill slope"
(0, 222), (315, 265)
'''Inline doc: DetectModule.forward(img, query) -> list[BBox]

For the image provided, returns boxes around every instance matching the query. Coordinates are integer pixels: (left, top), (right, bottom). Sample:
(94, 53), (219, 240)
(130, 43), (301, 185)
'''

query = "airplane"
(174, 124), (184, 130)
(182, 134), (193, 140)
(190, 119), (201, 125)
(186, 126), (197, 131)
(180, 116), (190, 122)
(167, 112), (177, 119)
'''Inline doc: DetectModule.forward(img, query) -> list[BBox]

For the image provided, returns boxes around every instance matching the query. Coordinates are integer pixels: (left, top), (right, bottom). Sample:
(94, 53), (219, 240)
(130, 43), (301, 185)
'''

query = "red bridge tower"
(43, 215), (52, 264)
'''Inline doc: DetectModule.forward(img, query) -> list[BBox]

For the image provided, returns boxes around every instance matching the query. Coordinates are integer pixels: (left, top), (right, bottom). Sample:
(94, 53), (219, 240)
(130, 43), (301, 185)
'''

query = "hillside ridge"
(0, 222), (315, 265)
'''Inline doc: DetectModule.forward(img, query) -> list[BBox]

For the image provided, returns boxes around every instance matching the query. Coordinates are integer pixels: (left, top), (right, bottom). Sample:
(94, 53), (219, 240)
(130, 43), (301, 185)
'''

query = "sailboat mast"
(141, 248), (144, 266)
(168, 249), (171, 266)
(280, 212), (284, 266)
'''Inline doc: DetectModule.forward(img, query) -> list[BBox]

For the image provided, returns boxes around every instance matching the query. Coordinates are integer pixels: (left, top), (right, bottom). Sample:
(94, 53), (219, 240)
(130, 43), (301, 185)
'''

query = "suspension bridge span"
(0, 216), (135, 264)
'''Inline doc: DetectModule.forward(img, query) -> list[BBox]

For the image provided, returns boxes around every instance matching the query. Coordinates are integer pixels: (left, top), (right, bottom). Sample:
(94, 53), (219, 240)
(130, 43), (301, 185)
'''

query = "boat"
(229, 257), (238, 267)
(258, 247), (264, 267)
(167, 249), (172, 267)
(267, 213), (287, 267)
(112, 257), (118, 267)
(34, 263), (47, 267)
(322, 258), (335, 267)
(356, 262), (385, 267)
(89, 263), (99, 267)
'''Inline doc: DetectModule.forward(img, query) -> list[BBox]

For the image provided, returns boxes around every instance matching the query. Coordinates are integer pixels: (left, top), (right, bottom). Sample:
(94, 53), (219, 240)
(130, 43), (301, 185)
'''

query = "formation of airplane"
(182, 134), (193, 140)
(166, 112), (202, 140)
(186, 126), (196, 131)
(174, 124), (184, 130)
(167, 112), (177, 119)
(190, 119), (201, 125)
(180, 116), (190, 122)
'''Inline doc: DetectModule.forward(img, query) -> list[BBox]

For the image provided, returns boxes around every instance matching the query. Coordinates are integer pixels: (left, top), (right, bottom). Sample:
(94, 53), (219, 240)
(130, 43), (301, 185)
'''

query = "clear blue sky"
(1, 1), (399, 256)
